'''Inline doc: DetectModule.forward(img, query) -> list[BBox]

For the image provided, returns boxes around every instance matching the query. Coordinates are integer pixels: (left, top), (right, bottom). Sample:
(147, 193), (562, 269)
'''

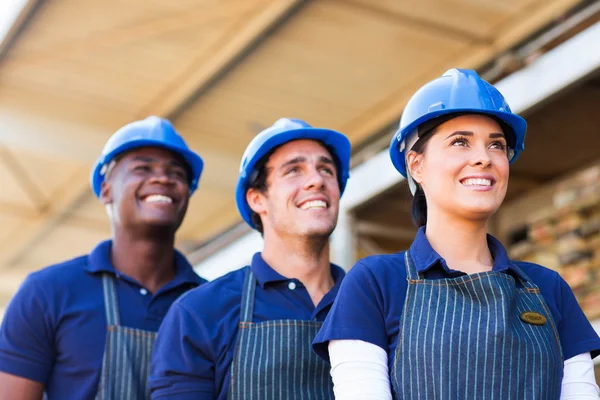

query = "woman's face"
(408, 114), (510, 222)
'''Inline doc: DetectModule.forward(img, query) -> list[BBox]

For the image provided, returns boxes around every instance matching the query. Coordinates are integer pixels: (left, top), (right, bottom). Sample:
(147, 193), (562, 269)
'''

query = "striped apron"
(95, 274), (156, 400)
(228, 268), (334, 399)
(392, 252), (563, 400)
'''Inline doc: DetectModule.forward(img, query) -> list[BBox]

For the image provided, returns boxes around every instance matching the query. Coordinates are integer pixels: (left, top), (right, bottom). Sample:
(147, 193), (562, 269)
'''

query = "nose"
(303, 167), (326, 190)
(148, 166), (173, 184)
(470, 144), (493, 168)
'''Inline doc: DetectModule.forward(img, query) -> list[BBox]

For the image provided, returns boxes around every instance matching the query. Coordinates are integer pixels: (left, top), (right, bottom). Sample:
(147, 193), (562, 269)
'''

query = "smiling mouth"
(299, 200), (328, 210)
(143, 194), (173, 204)
(460, 178), (493, 187)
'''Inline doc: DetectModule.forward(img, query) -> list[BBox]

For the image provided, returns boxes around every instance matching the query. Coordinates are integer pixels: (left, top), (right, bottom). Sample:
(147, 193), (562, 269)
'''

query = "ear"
(406, 150), (424, 184)
(246, 188), (267, 216)
(99, 180), (113, 206)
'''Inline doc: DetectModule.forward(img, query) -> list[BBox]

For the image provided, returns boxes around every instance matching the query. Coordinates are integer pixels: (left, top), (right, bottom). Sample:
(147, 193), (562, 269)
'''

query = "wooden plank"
(341, 0), (582, 144)
(172, 0), (470, 152)
(138, 0), (304, 119)
(495, 0), (583, 50)
(0, 167), (91, 268)
(7, 0), (267, 65)
(19, 222), (109, 269)
(334, 0), (494, 42)
(0, 0), (42, 57)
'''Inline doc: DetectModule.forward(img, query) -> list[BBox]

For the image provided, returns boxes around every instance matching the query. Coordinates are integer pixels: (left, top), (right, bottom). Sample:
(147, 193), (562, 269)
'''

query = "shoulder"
(341, 251), (409, 304)
(349, 252), (409, 280)
(173, 266), (247, 318)
(22, 255), (92, 292)
(512, 261), (563, 293)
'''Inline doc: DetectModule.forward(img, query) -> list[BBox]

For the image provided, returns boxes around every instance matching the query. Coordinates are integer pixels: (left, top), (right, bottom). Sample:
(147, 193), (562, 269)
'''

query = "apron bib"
(95, 274), (156, 400)
(392, 252), (563, 400)
(228, 268), (334, 399)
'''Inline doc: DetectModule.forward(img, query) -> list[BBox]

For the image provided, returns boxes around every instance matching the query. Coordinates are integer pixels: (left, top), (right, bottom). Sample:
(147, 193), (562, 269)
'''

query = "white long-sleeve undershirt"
(328, 340), (599, 399)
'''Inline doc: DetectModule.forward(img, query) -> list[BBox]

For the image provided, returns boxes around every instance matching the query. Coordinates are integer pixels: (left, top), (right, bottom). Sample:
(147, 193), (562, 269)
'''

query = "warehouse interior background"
(1, 0), (600, 376)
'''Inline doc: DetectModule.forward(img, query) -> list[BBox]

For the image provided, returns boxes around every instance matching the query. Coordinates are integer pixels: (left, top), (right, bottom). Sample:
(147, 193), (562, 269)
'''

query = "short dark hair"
(248, 147), (277, 234)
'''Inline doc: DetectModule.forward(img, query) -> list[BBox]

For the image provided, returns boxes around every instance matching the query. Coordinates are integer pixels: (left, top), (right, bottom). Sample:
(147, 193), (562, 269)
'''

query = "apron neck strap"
(507, 262), (537, 289)
(102, 273), (121, 326)
(239, 267), (257, 323)
(405, 251), (537, 288)
(404, 251), (420, 280)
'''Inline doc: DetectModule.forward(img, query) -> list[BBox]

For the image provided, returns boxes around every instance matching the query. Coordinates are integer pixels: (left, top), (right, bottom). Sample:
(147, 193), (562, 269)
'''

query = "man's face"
(100, 147), (191, 233)
(247, 139), (341, 240)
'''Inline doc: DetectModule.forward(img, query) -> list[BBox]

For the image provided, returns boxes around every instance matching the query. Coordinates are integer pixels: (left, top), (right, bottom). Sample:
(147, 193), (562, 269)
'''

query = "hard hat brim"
(390, 108), (527, 177)
(90, 138), (204, 197)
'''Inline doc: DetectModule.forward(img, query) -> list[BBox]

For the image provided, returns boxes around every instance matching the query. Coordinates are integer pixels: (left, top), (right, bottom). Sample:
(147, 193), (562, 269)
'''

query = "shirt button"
(288, 281), (297, 290)
(140, 288), (148, 295)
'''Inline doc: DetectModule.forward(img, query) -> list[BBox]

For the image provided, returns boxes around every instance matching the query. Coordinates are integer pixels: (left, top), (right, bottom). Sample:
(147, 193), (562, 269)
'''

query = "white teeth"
(462, 178), (492, 187)
(300, 200), (327, 210)
(144, 194), (173, 204)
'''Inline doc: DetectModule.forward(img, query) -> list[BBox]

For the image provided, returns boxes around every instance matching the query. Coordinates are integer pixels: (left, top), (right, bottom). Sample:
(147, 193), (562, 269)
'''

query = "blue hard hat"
(389, 68), (527, 177)
(235, 118), (351, 230)
(90, 116), (204, 197)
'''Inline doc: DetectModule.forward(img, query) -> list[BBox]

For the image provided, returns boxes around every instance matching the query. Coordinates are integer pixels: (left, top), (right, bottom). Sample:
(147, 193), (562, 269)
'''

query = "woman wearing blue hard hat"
(0, 116), (206, 400)
(313, 69), (600, 399)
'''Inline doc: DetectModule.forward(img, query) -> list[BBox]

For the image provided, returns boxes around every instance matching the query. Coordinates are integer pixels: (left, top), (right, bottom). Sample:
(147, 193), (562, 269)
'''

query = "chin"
(299, 223), (336, 238)
(459, 204), (501, 220)
(140, 216), (183, 230)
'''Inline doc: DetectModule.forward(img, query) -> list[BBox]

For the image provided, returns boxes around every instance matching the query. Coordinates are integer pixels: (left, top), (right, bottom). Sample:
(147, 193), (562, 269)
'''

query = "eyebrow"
(131, 155), (186, 168)
(280, 155), (335, 169)
(445, 131), (506, 139)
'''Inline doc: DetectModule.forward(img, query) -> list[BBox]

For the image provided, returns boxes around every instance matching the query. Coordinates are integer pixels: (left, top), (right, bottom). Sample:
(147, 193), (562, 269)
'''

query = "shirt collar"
(85, 240), (204, 286)
(250, 252), (345, 288)
(409, 227), (528, 281)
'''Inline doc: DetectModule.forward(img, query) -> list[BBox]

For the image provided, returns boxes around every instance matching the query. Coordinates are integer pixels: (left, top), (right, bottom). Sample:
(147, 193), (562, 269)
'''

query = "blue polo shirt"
(149, 253), (345, 399)
(0, 240), (205, 400)
(313, 227), (600, 368)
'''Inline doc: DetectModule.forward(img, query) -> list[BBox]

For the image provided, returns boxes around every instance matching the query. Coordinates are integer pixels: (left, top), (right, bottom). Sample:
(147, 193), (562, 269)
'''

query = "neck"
(111, 229), (177, 294)
(261, 231), (334, 306)
(425, 208), (493, 274)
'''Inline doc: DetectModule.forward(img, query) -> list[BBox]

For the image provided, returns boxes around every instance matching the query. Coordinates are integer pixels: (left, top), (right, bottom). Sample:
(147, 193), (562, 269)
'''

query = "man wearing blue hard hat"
(149, 118), (351, 399)
(0, 116), (207, 400)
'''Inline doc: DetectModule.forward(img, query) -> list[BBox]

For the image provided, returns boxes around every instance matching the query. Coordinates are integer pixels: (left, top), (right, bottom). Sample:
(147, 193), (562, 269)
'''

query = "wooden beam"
(341, 0), (582, 144)
(0, 200), (106, 230)
(0, 167), (92, 269)
(138, 0), (305, 119)
(332, 0), (491, 43)
(0, 84), (126, 162)
(0, 0), (42, 58)
(0, 145), (49, 211)
(6, 0), (268, 65)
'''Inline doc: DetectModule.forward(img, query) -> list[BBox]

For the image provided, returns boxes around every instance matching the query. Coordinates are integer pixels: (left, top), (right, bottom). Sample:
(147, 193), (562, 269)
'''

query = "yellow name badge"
(520, 312), (547, 325)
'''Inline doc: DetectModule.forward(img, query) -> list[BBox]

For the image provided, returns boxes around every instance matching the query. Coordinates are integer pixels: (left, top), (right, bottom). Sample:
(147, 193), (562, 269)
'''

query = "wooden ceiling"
(0, 0), (587, 303)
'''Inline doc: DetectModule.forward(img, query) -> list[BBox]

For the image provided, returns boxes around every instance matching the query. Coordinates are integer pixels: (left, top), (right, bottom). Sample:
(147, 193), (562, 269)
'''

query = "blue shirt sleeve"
(553, 274), (600, 359)
(0, 274), (56, 383)
(149, 297), (217, 399)
(313, 260), (391, 362)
